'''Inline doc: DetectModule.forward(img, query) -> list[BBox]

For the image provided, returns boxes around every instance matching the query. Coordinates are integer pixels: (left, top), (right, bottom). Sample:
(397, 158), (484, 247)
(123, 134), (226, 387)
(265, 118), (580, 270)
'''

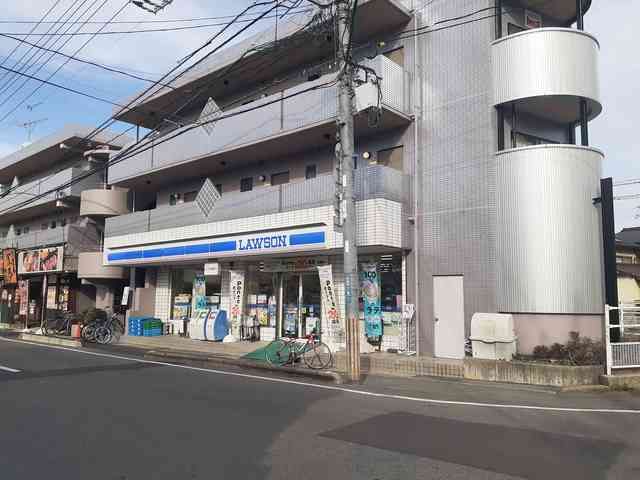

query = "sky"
(0, 0), (637, 230)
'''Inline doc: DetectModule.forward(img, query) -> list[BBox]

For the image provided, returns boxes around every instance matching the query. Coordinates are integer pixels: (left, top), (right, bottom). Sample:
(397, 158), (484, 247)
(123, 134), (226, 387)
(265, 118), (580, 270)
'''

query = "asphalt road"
(1, 336), (640, 479)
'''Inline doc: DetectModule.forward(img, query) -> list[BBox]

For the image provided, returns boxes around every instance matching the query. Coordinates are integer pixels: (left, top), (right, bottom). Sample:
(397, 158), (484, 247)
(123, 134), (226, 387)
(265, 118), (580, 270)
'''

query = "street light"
(130, 0), (174, 14)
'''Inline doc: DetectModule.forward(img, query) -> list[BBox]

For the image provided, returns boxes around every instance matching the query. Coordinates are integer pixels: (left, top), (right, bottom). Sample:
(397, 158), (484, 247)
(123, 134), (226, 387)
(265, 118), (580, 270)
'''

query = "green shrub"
(532, 332), (603, 365)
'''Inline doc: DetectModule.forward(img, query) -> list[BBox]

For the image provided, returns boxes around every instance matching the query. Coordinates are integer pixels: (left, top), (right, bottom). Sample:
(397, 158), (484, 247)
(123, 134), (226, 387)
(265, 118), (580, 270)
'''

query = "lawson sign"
(104, 227), (327, 265)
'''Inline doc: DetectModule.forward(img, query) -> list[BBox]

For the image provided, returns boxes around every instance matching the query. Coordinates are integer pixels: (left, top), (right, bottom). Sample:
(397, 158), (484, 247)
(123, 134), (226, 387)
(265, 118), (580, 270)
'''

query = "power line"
(614, 179), (640, 187)
(0, 1), (293, 202)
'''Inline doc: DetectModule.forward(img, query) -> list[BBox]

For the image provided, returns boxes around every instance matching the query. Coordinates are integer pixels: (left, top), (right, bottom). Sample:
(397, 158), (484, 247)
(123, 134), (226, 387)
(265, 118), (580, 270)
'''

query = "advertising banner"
(229, 270), (245, 336)
(18, 247), (64, 274)
(318, 265), (340, 336)
(17, 280), (28, 316)
(192, 273), (207, 312)
(360, 262), (383, 340)
(2, 249), (17, 284)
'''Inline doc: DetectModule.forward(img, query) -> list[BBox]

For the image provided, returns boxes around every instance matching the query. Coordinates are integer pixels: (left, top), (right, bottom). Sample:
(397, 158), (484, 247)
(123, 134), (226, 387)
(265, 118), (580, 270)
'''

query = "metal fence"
(604, 304), (640, 375)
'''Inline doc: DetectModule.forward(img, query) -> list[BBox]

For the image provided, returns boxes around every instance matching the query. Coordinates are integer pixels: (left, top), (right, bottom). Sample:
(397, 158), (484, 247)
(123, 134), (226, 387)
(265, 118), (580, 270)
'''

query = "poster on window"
(192, 273), (208, 312)
(46, 286), (58, 310)
(2, 249), (17, 284)
(229, 270), (245, 336)
(18, 247), (64, 274)
(360, 262), (383, 340)
(318, 265), (341, 336)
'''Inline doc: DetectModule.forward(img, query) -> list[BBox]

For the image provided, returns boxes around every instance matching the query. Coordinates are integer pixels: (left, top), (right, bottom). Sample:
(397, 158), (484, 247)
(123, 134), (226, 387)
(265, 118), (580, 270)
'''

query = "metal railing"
(604, 304), (640, 375)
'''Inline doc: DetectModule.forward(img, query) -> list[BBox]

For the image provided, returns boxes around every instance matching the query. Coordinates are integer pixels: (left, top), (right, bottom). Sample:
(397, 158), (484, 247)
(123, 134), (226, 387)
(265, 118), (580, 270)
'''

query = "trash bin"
(470, 313), (517, 360)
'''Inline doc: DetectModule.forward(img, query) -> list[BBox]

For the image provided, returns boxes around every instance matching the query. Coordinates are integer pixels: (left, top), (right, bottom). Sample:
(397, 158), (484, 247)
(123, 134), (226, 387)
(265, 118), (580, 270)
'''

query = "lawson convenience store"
(104, 225), (406, 350)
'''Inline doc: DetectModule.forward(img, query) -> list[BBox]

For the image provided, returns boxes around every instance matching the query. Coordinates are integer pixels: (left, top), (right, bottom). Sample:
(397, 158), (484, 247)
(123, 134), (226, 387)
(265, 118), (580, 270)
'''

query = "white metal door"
(433, 275), (465, 359)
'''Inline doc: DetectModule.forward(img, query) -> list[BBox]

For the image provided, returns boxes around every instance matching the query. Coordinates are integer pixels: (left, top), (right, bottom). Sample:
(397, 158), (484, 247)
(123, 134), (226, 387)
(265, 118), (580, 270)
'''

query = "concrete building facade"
(99, 0), (604, 356)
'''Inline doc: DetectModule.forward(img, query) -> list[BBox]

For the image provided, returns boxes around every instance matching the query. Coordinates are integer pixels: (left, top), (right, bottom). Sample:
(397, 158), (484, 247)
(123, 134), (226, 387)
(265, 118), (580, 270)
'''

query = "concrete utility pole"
(335, 0), (360, 382)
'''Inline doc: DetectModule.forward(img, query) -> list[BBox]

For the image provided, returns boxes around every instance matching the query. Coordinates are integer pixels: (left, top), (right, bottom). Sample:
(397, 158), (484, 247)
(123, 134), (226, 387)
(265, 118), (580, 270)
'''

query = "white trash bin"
(470, 313), (517, 361)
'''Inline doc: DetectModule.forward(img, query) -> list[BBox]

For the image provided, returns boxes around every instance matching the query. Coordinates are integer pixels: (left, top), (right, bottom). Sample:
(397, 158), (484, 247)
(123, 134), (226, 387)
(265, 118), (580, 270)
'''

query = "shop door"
(301, 274), (321, 337)
(433, 275), (465, 359)
(282, 274), (301, 337)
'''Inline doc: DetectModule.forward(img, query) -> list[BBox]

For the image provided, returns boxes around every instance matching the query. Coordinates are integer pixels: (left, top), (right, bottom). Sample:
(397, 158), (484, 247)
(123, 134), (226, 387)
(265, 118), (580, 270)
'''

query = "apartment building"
(100, 0), (604, 357)
(0, 125), (129, 327)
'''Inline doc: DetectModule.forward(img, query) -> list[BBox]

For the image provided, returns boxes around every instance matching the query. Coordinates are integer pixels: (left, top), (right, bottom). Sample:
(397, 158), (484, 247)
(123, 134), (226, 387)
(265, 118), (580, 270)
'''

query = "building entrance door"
(433, 275), (465, 359)
(280, 273), (322, 339)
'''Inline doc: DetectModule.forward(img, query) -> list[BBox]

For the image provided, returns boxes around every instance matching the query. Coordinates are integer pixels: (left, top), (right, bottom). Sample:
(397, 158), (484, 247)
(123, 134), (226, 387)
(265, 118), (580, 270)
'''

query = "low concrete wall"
(464, 358), (603, 387)
(334, 353), (464, 378)
(19, 333), (82, 348)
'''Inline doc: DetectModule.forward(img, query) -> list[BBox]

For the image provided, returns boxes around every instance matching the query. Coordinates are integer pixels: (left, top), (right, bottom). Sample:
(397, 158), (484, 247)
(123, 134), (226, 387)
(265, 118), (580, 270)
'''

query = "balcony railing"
(106, 165), (409, 238)
(109, 56), (411, 185)
(1, 166), (104, 216)
(0, 225), (71, 251)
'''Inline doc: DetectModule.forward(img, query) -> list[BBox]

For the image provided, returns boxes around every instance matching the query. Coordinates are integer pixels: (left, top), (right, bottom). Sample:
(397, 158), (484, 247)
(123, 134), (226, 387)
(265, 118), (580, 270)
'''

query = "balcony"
(115, 0), (413, 127)
(77, 252), (127, 280)
(80, 188), (129, 217)
(0, 166), (104, 225)
(492, 28), (601, 124)
(106, 165), (409, 238)
(513, 0), (592, 24)
(109, 55), (412, 189)
(495, 144), (603, 314)
(0, 225), (71, 251)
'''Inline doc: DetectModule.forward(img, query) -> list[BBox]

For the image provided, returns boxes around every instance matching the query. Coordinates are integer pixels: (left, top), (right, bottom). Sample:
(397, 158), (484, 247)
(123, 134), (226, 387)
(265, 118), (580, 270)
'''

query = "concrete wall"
(513, 313), (603, 354)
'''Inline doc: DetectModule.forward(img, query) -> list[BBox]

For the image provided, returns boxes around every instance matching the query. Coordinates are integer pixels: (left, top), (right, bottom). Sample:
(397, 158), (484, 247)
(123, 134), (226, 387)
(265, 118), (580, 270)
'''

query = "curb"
(143, 349), (345, 384)
(19, 332), (82, 348)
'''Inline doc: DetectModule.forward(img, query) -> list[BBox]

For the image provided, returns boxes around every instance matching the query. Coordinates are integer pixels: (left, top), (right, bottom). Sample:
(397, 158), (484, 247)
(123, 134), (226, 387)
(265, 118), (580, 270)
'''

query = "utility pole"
(335, 0), (360, 382)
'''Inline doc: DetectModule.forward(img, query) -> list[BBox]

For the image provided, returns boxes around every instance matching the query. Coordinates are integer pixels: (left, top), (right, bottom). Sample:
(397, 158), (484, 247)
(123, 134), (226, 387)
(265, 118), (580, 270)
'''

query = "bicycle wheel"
(266, 340), (293, 366)
(303, 341), (333, 370)
(94, 326), (113, 345)
(81, 323), (98, 342)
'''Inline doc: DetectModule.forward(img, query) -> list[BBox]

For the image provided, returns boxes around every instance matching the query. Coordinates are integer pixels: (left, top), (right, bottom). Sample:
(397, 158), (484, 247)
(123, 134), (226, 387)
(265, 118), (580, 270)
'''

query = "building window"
(513, 131), (558, 147)
(23, 226), (30, 234)
(384, 47), (404, 67)
(240, 177), (253, 192)
(377, 146), (404, 171)
(305, 164), (317, 180)
(508, 23), (525, 35)
(60, 218), (67, 227)
(617, 255), (635, 264)
(15, 228), (21, 236)
(169, 193), (181, 206)
(50, 221), (56, 229)
(215, 184), (223, 195)
(41, 223), (48, 231)
(271, 171), (290, 186)
(184, 191), (198, 203)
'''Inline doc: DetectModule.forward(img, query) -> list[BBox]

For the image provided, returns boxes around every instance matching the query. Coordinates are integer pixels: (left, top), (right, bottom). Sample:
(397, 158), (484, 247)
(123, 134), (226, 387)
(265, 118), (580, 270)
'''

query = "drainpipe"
(412, 10), (421, 355)
(495, 0), (504, 151)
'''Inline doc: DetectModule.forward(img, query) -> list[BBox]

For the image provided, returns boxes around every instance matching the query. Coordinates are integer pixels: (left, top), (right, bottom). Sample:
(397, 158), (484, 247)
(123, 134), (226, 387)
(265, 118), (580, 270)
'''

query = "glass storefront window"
(171, 268), (222, 320)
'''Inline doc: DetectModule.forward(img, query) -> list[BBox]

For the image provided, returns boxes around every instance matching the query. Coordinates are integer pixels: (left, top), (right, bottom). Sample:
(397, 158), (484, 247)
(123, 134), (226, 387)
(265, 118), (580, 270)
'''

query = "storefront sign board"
(361, 262), (383, 339)
(204, 262), (220, 276)
(105, 227), (326, 265)
(2, 249), (17, 284)
(18, 247), (64, 274)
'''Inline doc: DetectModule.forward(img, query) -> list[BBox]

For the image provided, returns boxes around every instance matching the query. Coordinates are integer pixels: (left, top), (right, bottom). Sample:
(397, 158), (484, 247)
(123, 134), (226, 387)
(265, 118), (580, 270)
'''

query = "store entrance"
(281, 273), (321, 338)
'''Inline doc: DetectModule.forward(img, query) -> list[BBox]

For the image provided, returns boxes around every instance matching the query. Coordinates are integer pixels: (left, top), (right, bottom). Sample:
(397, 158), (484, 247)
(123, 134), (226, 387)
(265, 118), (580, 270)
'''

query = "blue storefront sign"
(105, 227), (326, 265)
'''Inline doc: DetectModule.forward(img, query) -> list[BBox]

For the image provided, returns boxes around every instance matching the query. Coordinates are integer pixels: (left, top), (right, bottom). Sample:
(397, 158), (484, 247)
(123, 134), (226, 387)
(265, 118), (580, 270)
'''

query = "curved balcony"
(77, 252), (127, 280)
(514, 0), (592, 24)
(496, 145), (603, 315)
(80, 188), (129, 217)
(492, 28), (601, 124)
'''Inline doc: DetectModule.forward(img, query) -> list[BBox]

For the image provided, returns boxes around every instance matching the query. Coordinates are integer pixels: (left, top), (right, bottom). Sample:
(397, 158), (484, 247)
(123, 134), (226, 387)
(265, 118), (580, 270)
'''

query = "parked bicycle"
(43, 311), (76, 337)
(81, 308), (124, 344)
(266, 330), (332, 369)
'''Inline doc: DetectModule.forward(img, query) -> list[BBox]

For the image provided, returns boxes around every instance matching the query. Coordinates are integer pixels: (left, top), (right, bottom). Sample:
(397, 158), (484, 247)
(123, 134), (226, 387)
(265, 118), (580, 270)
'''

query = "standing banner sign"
(192, 273), (207, 312)
(17, 280), (29, 316)
(229, 270), (245, 336)
(360, 262), (383, 340)
(318, 265), (340, 337)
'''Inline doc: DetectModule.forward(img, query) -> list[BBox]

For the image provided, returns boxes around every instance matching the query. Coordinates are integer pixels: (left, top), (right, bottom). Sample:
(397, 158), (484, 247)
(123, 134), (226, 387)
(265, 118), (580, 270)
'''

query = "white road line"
(0, 364), (21, 373)
(1, 336), (638, 414)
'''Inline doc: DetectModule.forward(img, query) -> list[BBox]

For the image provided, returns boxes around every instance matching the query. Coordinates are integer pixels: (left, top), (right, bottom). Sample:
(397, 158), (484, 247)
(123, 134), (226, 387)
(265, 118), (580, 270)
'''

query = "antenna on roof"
(16, 118), (47, 145)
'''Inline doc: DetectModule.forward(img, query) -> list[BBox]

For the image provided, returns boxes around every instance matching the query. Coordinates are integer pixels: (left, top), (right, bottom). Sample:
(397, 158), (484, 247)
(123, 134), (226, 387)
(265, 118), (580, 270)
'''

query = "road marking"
(1, 336), (638, 414)
(0, 364), (20, 373)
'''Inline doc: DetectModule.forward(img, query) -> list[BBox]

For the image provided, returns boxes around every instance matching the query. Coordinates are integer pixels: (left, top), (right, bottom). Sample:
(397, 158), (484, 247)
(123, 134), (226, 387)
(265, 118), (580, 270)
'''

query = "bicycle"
(266, 331), (332, 370)
(43, 311), (76, 337)
(93, 310), (125, 345)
